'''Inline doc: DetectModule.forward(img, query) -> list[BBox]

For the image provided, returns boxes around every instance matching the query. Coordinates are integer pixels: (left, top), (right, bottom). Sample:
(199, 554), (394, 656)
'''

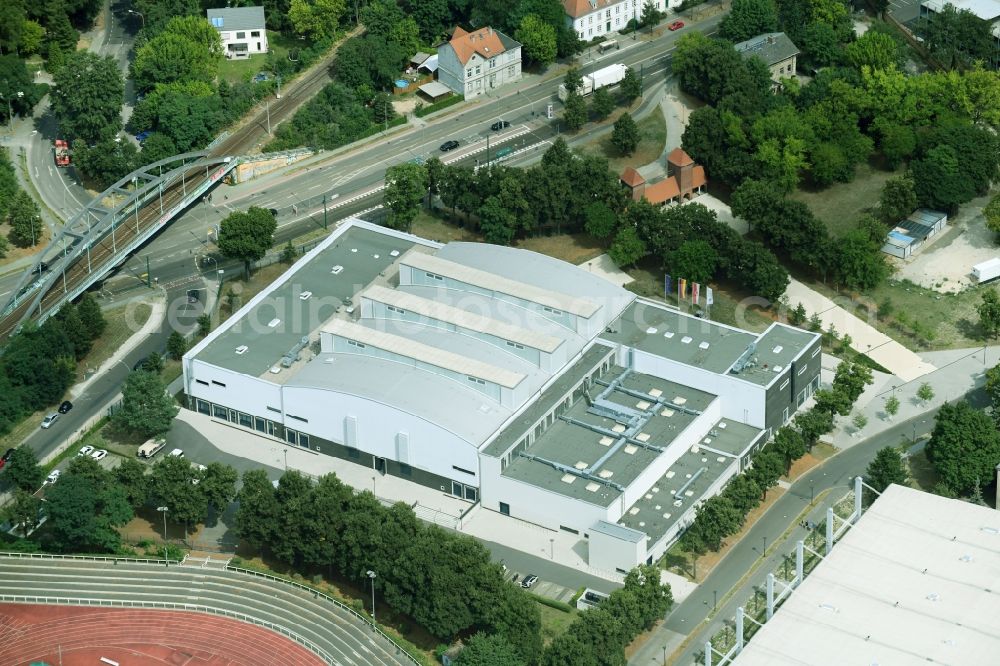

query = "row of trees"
(381, 139), (792, 301)
(0, 146), (43, 255)
(731, 180), (889, 291)
(0, 0), (97, 78)
(4, 445), (237, 552)
(540, 565), (672, 666)
(234, 469), (544, 662)
(681, 358), (872, 555)
(675, 30), (1000, 204)
(561, 66), (643, 132)
(0, 295), (104, 436)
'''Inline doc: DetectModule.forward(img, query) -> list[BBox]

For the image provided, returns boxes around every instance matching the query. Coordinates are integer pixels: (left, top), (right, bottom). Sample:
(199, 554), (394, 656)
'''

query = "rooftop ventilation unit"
(730, 342), (758, 374)
(235, 345), (249, 355)
(280, 336), (309, 368)
(267, 318), (281, 328)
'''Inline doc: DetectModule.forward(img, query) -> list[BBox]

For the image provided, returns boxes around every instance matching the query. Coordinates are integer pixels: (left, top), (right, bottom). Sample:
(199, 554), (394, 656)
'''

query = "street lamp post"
(127, 9), (145, 28)
(549, 537), (554, 560)
(713, 589), (717, 612)
(157, 506), (169, 540)
(366, 570), (377, 621)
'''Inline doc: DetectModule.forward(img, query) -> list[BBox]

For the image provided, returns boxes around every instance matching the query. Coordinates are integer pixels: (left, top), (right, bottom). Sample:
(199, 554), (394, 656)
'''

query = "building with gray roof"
(734, 32), (800, 85)
(184, 219), (819, 572)
(207, 6), (267, 59)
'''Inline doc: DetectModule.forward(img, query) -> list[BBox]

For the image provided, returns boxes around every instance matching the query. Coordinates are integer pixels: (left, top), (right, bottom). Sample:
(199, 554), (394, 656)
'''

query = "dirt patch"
(894, 188), (1000, 293)
(783, 444), (836, 482)
(666, 487), (787, 583)
(906, 449), (940, 492)
(121, 508), (207, 544)
(394, 97), (419, 115)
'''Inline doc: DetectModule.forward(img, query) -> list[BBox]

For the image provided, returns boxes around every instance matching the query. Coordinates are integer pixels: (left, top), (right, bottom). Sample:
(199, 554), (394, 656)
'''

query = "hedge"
(415, 94), (463, 118)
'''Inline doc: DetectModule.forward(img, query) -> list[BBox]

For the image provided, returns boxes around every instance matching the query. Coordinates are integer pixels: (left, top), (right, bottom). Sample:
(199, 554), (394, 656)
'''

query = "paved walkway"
(68, 294), (166, 400)
(784, 277), (937, 381)
(827, 343), (995, 449)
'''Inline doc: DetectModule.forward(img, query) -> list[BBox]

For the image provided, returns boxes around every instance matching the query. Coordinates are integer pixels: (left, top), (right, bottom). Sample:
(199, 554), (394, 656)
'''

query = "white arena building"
(183, 219), (821, 571)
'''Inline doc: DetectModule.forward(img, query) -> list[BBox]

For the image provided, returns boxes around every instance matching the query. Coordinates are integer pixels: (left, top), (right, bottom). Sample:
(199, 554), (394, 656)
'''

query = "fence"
(0, 593), (334, 664)
(0, 551), (178, 565)
(227, 565), (419, 665)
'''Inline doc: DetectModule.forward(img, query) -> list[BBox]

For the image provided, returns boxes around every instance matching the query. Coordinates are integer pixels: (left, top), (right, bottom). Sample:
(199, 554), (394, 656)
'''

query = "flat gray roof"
(484, 344), (614, 457)
(363, 284), (563, 353)
(435, 242), (635, 325)
(601, 301), (758, 375)
(592, 520), (644, 544)
(207, 6), (266, 31)
(404, 252), (600, 318)
(739, 324), (819, 387)
(501, 367), (725, 507)
(733, 484), (1000, 665)
(618, 418), (762, 543)
(194, 225), (422, 376)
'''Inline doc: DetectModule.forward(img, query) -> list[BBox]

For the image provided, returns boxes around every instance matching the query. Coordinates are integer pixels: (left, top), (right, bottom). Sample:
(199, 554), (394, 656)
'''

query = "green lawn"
(811, 277), (985, 351)
(578, 108), (667, 175)
(218, 31), (299, 83)
(789, 162), (899, 238)
(538, 601), (577, 645)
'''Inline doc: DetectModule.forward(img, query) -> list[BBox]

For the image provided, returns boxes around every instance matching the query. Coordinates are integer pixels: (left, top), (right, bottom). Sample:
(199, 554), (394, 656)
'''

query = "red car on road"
(668, 20), (685, 30)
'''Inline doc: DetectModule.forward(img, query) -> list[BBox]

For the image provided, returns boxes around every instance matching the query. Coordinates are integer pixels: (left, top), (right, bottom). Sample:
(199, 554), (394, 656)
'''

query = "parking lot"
(501, 564), (578, 604)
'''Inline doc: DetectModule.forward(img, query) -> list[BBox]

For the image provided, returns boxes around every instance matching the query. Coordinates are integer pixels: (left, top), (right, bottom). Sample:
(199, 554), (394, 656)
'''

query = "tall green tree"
(563, 66), (583, 95)
(563, 90), (587, 131)
(985, 194), (1000, 235)
(7, 190), (42, 247)
(234, 469), (279, 551)
(878, 176), (916, 224)
(150, 454), (207, 531)
(926, 401), (1000, 495)
(113, 458), (149, 510)
(166, 331), (187, 360)
(845, 30), (901, 71)
(289, 0), (346, 41)
(680, 495), (743, 553)
(621, 67), (641, 104)
(4, 490), (42, 538)
(52, 51), (125, 144)
(77, 294), (106, 340)
(590, 87), (614, 121)
(46, 460), (132, 553)
(5, 445), (43, 492)
(456, 632), (524, 666)
(747, 449), (784, 498)
(979, 289), (1000, 339)
(113, 370), (179, 437)
(201, 462), (238, 521)
(384, 162), (428, 232)
(670, 240), (718, 284)
(218, 207), (277, 277)
(865, 446), (908, 494)
(611, 112), (639, 155)
(516, 14), (557, 67)
(609, 225), (647, 268)
(720, 0), (779, 42)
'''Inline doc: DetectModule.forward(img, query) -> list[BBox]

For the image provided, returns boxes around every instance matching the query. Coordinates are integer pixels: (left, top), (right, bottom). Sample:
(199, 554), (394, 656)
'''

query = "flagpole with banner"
(706, 286), (714, 320)
(692, 282), (700, 308)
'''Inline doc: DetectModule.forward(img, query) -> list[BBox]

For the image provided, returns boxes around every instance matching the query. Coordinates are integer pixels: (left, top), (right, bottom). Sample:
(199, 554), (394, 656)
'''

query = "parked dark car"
(135, 130), (151, 143)
(490, 120), (510, 132)
(58, 401), (73, 414)
(1, 448), (14, 462)
(268, 208), (279, 217)
(439, 140), (460, 152)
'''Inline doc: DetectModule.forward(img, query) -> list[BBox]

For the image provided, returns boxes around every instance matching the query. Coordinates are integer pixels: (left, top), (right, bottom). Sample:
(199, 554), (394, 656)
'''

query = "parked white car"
(77, 445), (94, 457)
(89, 449), (108, 461)
(45, 469), (61, 484)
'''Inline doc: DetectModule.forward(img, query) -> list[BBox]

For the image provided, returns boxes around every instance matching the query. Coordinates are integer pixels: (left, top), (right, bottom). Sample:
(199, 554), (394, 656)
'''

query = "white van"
(137, 438), (167, 459)
(168, 448), (184, 458)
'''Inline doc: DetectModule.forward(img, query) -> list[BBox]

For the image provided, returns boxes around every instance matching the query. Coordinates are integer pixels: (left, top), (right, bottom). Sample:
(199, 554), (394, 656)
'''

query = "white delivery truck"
(972, 258), (1000, 283)
(558, 63), (628, 101)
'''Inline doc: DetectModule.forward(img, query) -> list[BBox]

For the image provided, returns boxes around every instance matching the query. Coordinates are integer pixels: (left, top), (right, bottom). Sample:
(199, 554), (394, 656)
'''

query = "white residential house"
(437, 27), (522, 98)
(562, 0), (670, 41)
(207, 6), (268, 59)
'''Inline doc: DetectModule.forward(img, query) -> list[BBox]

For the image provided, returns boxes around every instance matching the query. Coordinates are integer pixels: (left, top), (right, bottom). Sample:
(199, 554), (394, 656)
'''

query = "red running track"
(0, 604), (327, 665)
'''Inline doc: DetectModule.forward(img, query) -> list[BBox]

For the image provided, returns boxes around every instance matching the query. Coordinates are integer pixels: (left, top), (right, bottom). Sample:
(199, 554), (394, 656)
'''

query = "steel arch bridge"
(0, 152), (239, 341)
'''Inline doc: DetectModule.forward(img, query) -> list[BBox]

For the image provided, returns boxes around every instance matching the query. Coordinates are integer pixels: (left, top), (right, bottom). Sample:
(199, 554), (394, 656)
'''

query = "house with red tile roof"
(438, 26), (522, 98)
(562, 0), (670, 41)
(620, 149), (707, 207)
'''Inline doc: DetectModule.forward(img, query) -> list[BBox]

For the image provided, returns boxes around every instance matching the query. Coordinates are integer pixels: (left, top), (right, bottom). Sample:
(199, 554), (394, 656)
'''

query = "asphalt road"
(5, 284), (204, 476)
(630, 395), (978, 665)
